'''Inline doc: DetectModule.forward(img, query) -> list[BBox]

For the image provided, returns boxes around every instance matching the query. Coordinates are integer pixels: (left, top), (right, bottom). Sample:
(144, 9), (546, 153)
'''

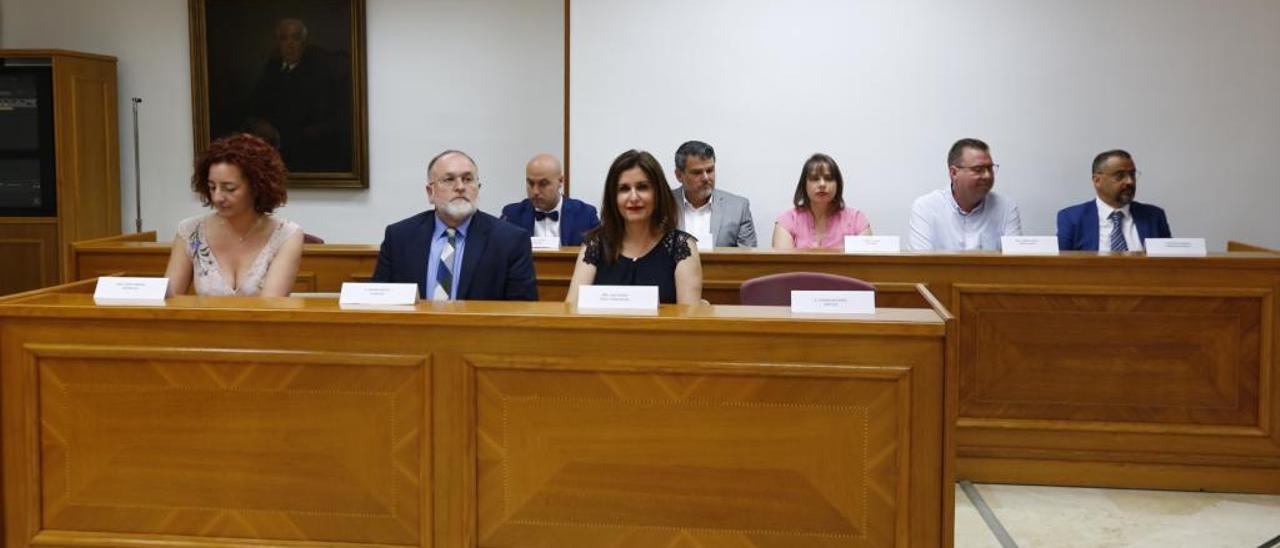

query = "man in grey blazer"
(670, 140), (758, 247)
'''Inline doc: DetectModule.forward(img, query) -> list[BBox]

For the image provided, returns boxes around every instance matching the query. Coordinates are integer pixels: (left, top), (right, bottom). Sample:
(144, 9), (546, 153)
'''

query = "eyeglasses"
(431, 175), (482, 189)
(1096, 169), (1140, 182)
(955, 164), (999, 176)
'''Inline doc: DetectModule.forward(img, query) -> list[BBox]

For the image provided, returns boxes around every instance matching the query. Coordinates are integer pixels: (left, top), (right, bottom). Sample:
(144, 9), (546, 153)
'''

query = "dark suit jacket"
(247, 48), (351, 172)
(499, 197), (600, 246)
(371, 210), (537, 300)
(1056, 200), (1172, 251)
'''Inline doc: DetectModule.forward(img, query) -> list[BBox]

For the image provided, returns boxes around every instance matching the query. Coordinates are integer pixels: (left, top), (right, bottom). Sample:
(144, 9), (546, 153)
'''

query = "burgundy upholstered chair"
(739, 271), (874, 306)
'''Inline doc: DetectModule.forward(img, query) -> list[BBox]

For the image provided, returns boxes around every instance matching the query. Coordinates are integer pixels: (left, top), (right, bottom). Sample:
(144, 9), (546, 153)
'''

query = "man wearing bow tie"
(500, 153), (600, 246)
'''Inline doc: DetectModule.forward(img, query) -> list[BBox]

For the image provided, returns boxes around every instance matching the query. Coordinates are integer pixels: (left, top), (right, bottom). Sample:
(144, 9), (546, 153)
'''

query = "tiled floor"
(955, 483), (1280, 548)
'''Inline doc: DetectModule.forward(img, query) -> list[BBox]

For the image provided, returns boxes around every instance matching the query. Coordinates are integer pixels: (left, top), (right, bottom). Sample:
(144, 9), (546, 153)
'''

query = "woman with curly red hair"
(163, 133), (304, 296)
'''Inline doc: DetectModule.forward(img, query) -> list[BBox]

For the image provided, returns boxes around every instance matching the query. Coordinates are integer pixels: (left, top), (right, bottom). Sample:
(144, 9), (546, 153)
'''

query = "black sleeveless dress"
(584, 230), (695, 304)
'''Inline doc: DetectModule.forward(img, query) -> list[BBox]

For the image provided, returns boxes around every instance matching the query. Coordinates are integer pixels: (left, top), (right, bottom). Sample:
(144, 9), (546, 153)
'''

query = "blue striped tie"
(1108, 210), (1127, 252)
(433, 228), (457, 301)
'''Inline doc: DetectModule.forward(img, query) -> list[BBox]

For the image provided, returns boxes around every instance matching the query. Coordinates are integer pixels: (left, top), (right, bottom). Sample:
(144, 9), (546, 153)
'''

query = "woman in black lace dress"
(566, 150), (703, 305)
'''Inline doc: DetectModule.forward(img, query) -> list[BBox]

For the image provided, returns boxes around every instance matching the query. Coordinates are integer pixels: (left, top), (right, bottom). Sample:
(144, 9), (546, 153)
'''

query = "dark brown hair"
(792, 153), (845, 213)
(591, 149), (678, 263)
(191, 133), (288, 214)
(947, 137), (990, 167)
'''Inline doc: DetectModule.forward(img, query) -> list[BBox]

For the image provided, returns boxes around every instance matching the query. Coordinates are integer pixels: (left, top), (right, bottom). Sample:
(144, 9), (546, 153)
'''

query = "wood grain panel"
(50, 53), (121, 282)
(958, 287), (1261, 426)
(1227, 241), (1277, 253)
(471, 356), (911, 547)
(0, 222), (59, 295)
(29, 344), (425, 545)
(62, 240), (1280, 493)
(0, 294), (950, 547)
(0, 240), (50, 296)
(953, 283), (1280, 493)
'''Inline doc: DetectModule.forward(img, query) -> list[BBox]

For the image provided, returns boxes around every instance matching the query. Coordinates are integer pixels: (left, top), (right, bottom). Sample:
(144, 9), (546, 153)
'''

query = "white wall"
(5, 0), (1279, 249)
(0, 0), (564, 243)
(571, 0), (1280, 249)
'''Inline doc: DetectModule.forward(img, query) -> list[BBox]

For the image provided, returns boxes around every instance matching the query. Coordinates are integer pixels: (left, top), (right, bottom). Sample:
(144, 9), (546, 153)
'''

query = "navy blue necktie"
(534, 210), (559, 222)
(433, 228), (457, 301)
(1108, 210), (1127, 252)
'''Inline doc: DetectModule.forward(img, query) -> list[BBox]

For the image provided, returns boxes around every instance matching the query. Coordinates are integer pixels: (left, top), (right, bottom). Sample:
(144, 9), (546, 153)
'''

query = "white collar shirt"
(908, 186), (1022, 251)
(680, 192), (714, 238)
(533, 196), (562, 239)
(1095, 198), (1143, 252)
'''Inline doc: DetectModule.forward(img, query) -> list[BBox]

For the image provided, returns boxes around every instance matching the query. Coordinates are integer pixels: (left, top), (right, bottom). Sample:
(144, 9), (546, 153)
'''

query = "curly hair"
(191, 133), (289, 214)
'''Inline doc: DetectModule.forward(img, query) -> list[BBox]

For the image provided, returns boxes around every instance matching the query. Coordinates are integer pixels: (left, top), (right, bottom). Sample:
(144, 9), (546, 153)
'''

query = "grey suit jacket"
(671, 186), (757, 247)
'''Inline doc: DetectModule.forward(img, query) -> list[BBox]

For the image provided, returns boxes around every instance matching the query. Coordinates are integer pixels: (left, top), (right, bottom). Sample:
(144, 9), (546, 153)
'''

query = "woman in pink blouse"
(772, 153), (871, 249)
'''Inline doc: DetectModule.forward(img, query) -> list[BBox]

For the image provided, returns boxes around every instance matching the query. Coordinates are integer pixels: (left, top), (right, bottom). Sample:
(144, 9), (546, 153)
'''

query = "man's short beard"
(440, 198), (476, 222)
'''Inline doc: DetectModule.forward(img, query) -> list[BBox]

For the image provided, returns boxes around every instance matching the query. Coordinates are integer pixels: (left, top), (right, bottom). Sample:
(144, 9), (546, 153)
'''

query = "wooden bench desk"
(0, 286), (955, 548)
(70, 233), (1280, 493)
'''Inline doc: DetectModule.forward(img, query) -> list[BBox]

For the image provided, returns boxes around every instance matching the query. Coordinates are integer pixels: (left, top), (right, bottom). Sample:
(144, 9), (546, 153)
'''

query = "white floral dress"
(177, 214), (301, 296)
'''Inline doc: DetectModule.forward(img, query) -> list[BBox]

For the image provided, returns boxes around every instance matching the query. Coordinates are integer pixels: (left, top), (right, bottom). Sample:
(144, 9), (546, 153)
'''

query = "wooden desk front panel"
(31, 345), (425, 545)
(70, 239), (1280, 492)
(0, 301), (949, 548)
(954, 284), (1280, 492)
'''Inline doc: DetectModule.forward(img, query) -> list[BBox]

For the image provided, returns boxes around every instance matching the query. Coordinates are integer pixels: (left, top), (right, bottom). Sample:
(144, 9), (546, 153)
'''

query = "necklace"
(225, 215), (264, 243)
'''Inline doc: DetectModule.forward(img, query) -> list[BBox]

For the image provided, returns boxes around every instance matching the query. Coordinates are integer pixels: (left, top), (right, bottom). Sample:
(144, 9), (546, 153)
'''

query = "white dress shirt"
(680, 194), (714, 238)
(908, 186), (1022, 251)
(1095, 198), (1143, 252)
(533, 196), (562, 239)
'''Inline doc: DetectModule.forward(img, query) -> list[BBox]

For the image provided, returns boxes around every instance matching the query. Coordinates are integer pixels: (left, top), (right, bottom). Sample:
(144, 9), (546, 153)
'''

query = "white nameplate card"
(339, 282), (418, 307)
(691, 231), (714, 252)
(1001, 236), (1059, 255)
(530, 236), (560, 250)
(94, 276), (168, 306)
(791, 290), (875, 315)
(1145, 238), (1207, 257)
(844, 235), (901, 254)
(577, 285), (659, 312)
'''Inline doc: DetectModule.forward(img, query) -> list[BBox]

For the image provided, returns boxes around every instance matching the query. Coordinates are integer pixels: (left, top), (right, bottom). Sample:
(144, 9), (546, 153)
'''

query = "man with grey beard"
(372, 150), (537, 300)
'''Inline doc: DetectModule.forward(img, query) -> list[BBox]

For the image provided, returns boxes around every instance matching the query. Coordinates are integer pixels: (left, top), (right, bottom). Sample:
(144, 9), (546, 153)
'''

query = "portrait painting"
(189, 0), (368, 188)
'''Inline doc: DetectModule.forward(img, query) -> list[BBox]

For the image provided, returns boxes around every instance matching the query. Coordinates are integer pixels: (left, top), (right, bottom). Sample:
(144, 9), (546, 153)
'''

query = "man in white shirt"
(499, 153), (599, 246)
(909, 138), (1022, 251)
(670, 140), (757, 247)
(1055, 149), (1171, 251)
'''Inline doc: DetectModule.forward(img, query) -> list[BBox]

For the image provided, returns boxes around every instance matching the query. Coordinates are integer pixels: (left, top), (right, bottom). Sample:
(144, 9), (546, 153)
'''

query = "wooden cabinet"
(0, 219), (58, 290)
(0, 50), (120, 295)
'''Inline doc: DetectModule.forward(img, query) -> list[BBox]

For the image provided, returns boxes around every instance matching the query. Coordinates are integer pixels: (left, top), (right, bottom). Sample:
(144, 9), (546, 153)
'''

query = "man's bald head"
(525, 153), (564, 212)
